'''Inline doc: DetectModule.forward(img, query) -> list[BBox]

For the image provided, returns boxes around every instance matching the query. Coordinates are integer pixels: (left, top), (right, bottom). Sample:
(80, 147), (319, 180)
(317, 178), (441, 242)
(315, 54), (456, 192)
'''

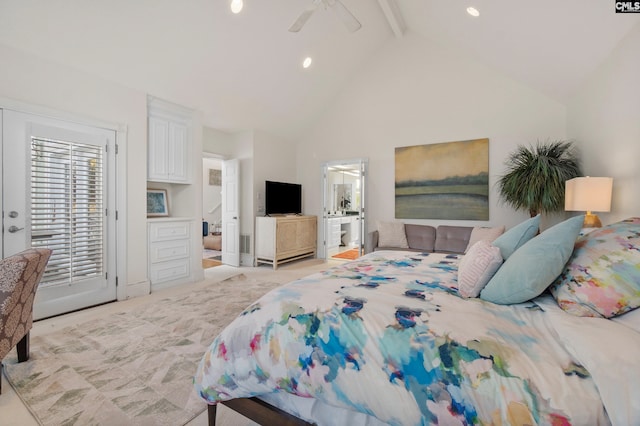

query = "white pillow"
(464, 225), (506, 253)
(458, 240), (503, 298)
(376, 221), (409, 248)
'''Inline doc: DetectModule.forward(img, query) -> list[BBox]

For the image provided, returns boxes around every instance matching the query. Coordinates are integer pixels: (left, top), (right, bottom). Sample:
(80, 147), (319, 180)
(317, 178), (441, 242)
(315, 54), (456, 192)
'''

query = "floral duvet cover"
(194, 251), (640, 425)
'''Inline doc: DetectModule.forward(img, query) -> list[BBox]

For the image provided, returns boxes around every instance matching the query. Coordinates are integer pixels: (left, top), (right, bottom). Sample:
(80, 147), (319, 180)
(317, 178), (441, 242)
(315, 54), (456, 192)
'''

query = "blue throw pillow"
(480, 215), (584, 305)
(492, 215), (540, 260)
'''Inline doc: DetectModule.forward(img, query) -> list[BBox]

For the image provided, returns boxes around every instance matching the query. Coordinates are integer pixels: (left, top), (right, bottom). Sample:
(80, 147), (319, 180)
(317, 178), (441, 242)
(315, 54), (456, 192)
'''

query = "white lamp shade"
(565, 177), (613, 212)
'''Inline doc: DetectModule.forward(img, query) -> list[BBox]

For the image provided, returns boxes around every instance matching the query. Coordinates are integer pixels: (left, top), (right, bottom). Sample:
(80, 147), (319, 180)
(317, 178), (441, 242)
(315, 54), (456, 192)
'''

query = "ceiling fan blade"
(331, 0), (362, 32)
(288, 3), (319, 32)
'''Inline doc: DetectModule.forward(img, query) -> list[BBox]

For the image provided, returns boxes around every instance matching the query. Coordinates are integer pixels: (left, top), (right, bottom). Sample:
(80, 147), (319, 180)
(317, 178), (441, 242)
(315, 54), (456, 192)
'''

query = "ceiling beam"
(377, 0), (406, 38)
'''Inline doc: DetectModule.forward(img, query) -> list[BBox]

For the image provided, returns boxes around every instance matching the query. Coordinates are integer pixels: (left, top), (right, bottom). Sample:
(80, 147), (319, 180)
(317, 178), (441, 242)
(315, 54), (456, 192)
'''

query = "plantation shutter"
(30, 137), (105, 286)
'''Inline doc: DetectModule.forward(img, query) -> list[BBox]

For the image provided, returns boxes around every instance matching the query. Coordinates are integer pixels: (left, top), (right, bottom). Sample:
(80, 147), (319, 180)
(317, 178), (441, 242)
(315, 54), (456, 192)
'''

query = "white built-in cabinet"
(327, 217), (342, 254)
(148, 219), (192, 289)
(327, 216), (360, 256)
(147, 97), (191, 184)
(256, 215), (317, 269)
(146, 96), (198, 293)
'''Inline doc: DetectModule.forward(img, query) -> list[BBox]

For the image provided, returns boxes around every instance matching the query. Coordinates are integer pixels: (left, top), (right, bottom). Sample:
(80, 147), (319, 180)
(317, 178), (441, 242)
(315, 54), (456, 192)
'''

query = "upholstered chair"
(0, 248), (52, 394)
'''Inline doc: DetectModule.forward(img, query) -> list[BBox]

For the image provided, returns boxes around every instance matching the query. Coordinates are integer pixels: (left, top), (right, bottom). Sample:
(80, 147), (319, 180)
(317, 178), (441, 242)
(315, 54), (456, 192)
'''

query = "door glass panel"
(30, 137), (104, 287)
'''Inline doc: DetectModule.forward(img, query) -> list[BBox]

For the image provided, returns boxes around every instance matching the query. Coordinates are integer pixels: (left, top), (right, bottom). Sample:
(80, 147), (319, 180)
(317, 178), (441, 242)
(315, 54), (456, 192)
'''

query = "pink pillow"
(458, 240), (503, 298)
(464, 226), (506, 253)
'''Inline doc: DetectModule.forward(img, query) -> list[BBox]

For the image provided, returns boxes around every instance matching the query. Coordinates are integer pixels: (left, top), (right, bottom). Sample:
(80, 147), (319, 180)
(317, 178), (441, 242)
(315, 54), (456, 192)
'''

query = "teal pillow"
(492, 215), (540, 259)
(480, 215), (584, 305)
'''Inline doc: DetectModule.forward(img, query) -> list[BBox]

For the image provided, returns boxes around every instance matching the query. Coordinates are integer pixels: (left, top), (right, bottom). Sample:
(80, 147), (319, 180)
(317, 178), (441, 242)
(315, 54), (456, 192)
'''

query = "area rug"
(3, 274), (282, 426)
(202, 249), (222, 260)
(331, 248), (360, 260)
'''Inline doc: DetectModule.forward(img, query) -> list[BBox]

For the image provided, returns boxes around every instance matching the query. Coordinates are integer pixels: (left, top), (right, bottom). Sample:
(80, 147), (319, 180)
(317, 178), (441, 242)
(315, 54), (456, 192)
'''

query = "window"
(31, 137), (104, 286)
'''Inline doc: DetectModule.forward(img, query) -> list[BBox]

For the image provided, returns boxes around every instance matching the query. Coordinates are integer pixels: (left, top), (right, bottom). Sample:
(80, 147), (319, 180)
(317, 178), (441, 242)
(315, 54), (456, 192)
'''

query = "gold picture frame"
(395, 138), (489, 220)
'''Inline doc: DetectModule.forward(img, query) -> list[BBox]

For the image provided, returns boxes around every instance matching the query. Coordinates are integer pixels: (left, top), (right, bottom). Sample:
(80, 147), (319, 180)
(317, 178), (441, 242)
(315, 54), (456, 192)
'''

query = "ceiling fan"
(288, 0), (362, 33)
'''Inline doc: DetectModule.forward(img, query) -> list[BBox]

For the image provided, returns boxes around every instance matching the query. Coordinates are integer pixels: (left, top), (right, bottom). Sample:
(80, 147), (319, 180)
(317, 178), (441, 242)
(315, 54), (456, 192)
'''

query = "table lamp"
(565, 177), (613, 227)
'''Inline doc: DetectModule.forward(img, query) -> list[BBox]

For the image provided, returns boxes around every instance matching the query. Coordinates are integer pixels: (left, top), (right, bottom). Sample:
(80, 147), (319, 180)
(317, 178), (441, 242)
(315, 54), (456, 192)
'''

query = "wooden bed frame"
(208, 397), (314, 426)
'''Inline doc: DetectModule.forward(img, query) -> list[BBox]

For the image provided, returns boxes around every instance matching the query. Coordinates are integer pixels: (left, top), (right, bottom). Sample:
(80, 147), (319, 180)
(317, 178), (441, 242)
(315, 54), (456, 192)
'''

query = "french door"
(322, 159), (367, 259)
(1, 109), (117, 320)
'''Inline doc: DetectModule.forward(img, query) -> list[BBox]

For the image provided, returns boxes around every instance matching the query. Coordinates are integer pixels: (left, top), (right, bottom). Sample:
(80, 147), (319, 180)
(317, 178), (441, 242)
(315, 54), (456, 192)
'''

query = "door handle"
(8, 225), (24, 233)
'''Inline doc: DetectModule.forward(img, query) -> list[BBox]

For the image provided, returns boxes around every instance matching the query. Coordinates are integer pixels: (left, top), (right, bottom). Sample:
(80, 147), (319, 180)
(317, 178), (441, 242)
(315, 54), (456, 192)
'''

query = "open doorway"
(202, 155), (223, 268)
(322, 159), (367, 261)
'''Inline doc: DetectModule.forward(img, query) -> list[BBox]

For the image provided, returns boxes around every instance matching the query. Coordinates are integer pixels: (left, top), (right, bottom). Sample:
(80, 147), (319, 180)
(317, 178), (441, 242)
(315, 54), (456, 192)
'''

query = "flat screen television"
(265, 180), (302, 215)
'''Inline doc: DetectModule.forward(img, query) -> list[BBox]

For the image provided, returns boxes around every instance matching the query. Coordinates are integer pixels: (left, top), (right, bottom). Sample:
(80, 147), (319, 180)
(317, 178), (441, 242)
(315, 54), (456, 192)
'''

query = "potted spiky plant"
(498, 140), (582, 217)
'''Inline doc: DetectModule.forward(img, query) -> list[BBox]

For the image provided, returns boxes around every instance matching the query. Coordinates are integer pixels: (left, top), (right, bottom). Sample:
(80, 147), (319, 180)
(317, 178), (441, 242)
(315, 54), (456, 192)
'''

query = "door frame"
(321, 158), (368, 259)
(0, 97), (128, 301)
(201, 153), (241, 268)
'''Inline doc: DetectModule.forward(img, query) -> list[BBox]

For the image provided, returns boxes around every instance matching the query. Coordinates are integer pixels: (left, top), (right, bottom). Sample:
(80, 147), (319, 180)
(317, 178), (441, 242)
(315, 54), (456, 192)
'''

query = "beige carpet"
(3, 274), (283, 426)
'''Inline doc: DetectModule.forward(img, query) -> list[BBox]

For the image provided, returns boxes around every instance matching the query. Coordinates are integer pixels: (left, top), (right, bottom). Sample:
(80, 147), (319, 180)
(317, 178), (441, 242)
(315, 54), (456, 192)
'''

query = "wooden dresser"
(255, 215), (317, 269)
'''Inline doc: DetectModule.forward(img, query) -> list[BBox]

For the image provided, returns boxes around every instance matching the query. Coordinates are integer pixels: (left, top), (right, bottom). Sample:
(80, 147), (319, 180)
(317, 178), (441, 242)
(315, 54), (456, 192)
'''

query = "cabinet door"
(328, 218), (341, 248)
(168, 121), (188, 183)
(276, 220), (298, 253)
(297, 218), (316, 249)
(148, 115), (189, 184)
(148, 116), (169, 180)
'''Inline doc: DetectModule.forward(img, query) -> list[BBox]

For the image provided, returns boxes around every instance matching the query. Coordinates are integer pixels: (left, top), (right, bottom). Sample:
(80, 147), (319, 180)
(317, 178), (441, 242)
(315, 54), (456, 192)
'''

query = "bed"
(194, 216), (640, 425)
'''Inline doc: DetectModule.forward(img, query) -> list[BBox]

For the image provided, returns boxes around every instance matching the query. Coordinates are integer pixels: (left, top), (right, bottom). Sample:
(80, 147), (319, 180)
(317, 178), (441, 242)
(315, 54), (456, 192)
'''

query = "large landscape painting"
(395, 138), (489, 220)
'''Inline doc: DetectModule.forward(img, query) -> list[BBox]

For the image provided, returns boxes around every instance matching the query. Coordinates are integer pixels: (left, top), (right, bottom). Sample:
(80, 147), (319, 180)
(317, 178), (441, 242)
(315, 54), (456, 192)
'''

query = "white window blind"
(30, 137), (104, 286)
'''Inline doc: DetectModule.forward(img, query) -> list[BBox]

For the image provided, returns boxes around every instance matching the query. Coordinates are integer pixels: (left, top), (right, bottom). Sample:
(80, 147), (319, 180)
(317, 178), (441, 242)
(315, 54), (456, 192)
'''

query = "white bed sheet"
(535, 295), (640, 426)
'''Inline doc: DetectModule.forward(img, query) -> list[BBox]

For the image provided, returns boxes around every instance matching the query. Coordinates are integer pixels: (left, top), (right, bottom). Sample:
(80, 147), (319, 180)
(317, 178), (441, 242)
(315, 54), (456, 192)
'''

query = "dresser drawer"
(149, 258), (190, 284)
(149, 239), (190, 263)
(149, 221), (190, 242)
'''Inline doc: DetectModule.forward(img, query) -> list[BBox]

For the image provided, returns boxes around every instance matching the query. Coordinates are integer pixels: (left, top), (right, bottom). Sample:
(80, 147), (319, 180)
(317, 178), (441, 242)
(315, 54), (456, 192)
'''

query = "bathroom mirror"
(334, 183), (352, 212)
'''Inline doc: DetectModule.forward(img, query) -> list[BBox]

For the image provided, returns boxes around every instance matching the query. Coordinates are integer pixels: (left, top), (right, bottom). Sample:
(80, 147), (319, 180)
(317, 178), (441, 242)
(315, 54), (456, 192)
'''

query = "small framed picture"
(209, 169), (222, 186)
(147, 189), (169, 217)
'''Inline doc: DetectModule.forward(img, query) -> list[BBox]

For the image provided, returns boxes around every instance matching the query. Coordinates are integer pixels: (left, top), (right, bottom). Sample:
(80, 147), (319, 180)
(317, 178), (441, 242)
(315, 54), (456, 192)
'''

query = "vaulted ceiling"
(1, 1), (638, 140)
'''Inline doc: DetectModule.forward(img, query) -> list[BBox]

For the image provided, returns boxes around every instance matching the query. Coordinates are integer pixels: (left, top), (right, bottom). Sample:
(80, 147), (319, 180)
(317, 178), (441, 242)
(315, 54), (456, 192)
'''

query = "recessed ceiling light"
(466, 7), (480, 17)
(302, 57), (312, 69)
(230, 0), (243, 14)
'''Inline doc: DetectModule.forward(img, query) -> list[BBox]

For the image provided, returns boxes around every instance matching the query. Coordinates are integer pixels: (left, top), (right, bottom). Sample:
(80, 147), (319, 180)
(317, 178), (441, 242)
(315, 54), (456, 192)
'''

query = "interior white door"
(1, 109), (117, 320)
(221, 158), (240, 267)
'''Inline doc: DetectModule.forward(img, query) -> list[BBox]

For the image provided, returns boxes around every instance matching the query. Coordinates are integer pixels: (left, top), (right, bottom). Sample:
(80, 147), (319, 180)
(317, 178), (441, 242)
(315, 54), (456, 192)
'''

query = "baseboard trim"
(123, 280), (151, 299)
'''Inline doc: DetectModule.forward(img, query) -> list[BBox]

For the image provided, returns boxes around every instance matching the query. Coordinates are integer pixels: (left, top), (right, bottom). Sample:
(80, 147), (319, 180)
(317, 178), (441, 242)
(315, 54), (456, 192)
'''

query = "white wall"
(297, 33), (568, 235)
(203, 126), (236, 157)
(0, 43), (149, 293)
(567, 23), (640, 225)
(253, 131), (298, 216)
